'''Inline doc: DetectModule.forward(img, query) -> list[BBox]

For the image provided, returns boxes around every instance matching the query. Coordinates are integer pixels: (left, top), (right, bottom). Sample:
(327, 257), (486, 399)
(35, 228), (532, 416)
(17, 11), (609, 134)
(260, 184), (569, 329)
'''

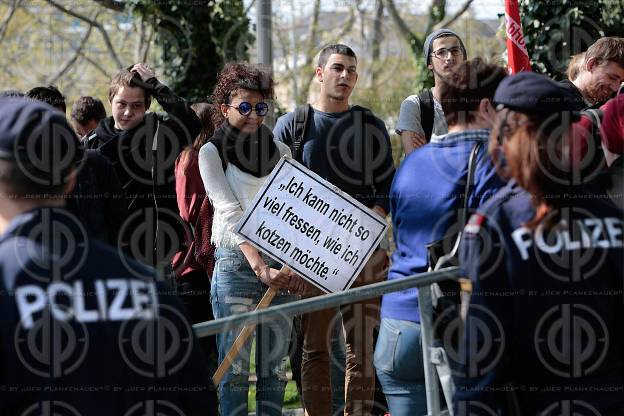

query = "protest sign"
(235, 155), (388, 293)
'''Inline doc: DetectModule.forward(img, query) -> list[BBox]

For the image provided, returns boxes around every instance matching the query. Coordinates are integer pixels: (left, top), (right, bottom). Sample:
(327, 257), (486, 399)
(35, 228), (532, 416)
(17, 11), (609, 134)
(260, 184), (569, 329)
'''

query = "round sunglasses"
(226, 101), (269, 117)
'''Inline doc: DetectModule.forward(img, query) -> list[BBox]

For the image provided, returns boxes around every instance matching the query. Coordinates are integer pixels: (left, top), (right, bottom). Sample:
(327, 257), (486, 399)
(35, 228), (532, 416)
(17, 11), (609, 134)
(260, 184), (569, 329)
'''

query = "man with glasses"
(274, 44), (395, 416)
(396, 29), (467, 155)
(85, 63), (201, 268)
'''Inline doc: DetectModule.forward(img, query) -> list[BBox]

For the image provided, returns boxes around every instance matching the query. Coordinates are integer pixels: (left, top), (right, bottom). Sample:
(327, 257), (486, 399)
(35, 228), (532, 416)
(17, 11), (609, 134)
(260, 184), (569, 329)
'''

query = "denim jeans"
(374, 318), (427, 416)
(211, 247), (296, 416)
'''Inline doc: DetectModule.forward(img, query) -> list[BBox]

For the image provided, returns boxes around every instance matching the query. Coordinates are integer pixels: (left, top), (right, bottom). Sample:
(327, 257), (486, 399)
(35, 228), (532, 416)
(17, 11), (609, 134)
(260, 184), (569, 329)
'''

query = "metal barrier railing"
(192, 266), (459, 338)
(193, 266), (461, 416)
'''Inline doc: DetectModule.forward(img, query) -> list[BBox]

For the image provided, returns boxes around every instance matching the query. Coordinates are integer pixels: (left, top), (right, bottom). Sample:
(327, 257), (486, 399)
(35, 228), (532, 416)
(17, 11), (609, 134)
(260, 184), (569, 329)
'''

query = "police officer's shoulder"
(464, 181), (530, 236)
(88, 238), (157, 278)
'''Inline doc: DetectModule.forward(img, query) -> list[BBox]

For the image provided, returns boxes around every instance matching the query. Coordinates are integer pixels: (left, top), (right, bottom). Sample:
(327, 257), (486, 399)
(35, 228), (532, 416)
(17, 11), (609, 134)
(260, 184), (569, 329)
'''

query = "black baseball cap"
(0, 98), (83, 185)
(493, 72), (580, 116)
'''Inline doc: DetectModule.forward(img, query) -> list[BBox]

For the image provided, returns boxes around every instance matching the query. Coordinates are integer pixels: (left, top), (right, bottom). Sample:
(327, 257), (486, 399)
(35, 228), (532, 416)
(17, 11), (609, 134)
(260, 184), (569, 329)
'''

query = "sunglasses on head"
(226, 101), (269, 117)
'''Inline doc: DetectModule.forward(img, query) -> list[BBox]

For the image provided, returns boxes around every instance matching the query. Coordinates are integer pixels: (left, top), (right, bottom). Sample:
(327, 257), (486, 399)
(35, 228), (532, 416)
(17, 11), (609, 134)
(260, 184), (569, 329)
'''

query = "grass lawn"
(246, 340), (302, 412)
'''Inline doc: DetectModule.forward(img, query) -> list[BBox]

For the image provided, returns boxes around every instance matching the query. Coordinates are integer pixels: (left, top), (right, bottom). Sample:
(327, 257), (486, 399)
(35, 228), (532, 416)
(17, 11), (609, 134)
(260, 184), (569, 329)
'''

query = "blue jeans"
(211, 247), (296, 416)
(374, 318), (427, 416)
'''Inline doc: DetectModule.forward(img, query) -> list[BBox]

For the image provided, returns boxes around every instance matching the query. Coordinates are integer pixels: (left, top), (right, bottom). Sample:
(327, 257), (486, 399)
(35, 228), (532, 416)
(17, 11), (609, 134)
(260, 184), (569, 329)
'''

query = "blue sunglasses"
(227, 101), (269, 117)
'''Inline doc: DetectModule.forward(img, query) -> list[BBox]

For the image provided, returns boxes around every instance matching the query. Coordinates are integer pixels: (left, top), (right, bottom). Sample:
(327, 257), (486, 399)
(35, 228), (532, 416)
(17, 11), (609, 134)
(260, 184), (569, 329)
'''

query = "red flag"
(505, 0), (532, 73)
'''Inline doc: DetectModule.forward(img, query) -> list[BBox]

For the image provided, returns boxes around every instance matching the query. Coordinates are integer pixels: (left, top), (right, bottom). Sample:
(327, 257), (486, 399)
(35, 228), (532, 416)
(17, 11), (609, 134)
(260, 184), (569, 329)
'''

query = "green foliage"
(133, 0), (252, 102)
(520, 0), (624, 80)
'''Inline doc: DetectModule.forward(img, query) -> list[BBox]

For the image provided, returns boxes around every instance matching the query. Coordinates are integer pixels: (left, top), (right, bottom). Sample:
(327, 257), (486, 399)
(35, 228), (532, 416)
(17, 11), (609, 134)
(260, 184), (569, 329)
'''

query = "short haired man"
(396, 29), (467, 155)
(25, 87), (127, 246)
(0, 98), (216, 416)
(561, 36), (624, 109)
(274, 44), (395, 416)
(85, 63), (201, 268)
(25, 85), (66, 113)
(71, 96), (107, 138)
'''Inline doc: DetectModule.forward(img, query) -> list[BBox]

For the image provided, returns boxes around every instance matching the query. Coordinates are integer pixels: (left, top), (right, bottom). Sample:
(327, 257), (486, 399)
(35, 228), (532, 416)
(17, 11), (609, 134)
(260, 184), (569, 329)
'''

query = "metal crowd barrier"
(192, 266), (461, 416)
(192, 267), (459, 338)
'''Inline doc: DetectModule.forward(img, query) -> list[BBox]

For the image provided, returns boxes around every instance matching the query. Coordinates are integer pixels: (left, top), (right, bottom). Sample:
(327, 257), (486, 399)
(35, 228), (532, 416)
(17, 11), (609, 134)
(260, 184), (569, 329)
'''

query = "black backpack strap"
(418, 89), (435, 142)
(462, 141), (484, 226)
(291, 104), (311, 161)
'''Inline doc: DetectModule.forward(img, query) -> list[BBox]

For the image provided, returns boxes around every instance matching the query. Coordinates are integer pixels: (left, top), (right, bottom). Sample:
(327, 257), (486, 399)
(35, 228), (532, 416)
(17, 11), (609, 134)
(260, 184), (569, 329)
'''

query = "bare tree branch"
(296, 0), (321, 103)
(333, 7), (356, 44)
(371, 0), (384, 85)
(92, 0), (125, 12)
(45, 0), (123, 68)
(134, 15), (145, 63)
(81, 54), (110, 78)
(244, 0), (256, 16)
(17, 4), (111, 78)
(141, 25), (155, 63)
(383, 0), (422, 53)
(0, 0), (21, 44)
(424, 0), (446, 36)
(48, 13), (98, 84)
(435, 0), (474, 29)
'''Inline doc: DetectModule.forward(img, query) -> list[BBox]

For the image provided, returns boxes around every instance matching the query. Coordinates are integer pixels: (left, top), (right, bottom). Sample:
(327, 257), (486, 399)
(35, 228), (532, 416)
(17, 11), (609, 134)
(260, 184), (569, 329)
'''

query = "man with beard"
(561, 37), (624, 110)
(274, 44), (395, 416)
(396, 29), (467, 155)
(85, 63), (201, 269)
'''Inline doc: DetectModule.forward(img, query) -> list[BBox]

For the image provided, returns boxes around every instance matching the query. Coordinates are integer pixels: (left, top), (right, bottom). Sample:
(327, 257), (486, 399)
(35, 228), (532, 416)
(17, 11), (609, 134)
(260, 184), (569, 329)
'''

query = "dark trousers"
(176, 269), (219, 415)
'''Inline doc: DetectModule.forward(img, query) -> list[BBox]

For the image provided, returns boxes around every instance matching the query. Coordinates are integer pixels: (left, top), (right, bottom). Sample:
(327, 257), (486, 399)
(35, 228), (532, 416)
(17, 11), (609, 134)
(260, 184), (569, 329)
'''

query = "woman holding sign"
(198, 63), (304, 416)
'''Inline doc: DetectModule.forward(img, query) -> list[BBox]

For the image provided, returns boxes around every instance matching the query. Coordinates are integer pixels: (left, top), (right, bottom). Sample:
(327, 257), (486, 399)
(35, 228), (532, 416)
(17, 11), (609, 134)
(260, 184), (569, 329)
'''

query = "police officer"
(0, 99), (217, 415)
(453, 73), (624, 415)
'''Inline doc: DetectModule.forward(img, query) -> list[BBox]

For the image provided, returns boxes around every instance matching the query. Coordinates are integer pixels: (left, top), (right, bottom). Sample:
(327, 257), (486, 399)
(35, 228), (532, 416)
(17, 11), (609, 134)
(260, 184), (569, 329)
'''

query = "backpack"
(171, 150), (217, 280)
(418, 89), (435, 143)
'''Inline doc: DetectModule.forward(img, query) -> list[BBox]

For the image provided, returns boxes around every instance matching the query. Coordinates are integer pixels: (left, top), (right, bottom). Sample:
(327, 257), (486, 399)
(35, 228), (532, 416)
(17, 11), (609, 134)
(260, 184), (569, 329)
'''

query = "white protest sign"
(234, 156), (388, 293)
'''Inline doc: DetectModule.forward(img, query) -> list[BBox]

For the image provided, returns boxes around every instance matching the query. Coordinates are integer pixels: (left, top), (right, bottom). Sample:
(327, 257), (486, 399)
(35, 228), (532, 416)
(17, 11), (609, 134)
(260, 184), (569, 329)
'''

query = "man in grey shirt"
(397, 29), (467, 155)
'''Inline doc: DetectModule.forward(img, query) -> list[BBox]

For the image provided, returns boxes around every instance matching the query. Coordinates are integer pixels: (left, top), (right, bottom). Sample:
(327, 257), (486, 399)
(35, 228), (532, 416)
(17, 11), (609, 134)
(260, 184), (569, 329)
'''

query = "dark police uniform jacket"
(454, 181), (624, 415)
(0, 207), (215, 416)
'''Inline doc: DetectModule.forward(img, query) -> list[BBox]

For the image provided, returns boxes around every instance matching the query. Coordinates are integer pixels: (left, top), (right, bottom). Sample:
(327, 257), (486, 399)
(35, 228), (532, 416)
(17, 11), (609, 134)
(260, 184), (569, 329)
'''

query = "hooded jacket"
(86, 78), (201, 266)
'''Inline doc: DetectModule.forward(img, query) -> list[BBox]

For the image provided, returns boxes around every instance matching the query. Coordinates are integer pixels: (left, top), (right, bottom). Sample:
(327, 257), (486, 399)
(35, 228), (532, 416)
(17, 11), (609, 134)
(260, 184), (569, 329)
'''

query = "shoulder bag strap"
(291, 104), (311, 161)
(419, 89), (435, 142)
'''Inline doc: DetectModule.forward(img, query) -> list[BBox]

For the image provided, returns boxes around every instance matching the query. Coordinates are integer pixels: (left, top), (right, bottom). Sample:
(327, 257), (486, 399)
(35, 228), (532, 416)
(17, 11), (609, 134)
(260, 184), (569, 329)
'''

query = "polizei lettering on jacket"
(511, 217), (623, 261)
(15, 279), (160, 329)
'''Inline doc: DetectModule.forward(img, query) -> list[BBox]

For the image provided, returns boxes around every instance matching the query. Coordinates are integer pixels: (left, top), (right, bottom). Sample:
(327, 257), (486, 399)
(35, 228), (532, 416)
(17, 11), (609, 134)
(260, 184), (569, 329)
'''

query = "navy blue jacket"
(0, 208), (215, 416)
(382, 130), (504, 322)
(454, 181), (624, 415)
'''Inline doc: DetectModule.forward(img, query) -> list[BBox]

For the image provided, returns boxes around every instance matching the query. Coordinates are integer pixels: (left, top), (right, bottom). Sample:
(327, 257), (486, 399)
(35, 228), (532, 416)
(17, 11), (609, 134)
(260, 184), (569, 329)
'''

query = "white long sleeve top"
(198, 140), (291, 249)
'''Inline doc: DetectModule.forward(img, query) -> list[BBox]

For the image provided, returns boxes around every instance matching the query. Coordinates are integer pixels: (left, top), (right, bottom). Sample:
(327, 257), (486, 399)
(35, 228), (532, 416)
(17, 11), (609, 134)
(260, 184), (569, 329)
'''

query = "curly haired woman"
(198, 63), (304, 415)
